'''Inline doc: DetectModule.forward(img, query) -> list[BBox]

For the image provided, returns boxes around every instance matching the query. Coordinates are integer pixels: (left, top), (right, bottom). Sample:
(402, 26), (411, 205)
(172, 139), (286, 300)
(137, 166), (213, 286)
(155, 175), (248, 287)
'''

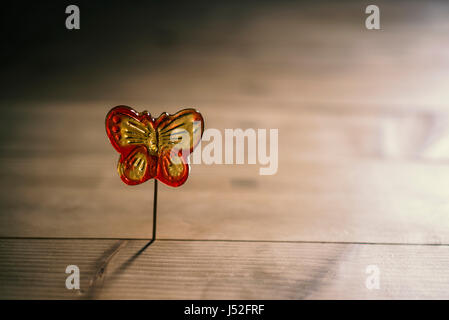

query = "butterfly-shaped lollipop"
(105, 106), (204, 242)
(106, 106), (204, 187)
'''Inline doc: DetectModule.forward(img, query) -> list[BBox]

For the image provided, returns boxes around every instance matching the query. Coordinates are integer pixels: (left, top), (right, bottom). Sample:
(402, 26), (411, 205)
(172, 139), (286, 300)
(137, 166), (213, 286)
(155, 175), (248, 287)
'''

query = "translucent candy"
(106, 105), (204, 187)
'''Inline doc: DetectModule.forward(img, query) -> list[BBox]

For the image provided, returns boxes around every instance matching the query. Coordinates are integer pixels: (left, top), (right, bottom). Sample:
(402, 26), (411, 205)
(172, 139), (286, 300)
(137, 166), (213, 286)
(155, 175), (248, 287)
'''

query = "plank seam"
(0, 237), (448, 247)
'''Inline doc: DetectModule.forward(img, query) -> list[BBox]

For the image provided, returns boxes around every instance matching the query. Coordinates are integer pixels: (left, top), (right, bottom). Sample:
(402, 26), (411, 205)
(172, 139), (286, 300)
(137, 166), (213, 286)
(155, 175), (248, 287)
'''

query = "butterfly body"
(106, 106), (204, 187)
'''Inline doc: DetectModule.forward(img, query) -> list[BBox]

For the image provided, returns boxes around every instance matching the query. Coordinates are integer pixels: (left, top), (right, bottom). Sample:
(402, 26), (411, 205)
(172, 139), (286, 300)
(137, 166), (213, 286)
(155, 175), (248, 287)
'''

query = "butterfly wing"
(155, 109), (204, 187)
(105, 106), (158, 185)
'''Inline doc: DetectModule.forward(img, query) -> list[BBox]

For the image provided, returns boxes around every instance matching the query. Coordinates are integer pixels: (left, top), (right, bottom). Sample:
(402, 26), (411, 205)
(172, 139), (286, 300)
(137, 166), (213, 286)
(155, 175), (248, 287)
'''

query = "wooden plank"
(1, 104), (449, 242)
(1, 3), (449, 243)
(2, 160), (449, 243)
(1, 103), (446, 156)
(4, 2), (449, 111)
(0, 239), (448, 299)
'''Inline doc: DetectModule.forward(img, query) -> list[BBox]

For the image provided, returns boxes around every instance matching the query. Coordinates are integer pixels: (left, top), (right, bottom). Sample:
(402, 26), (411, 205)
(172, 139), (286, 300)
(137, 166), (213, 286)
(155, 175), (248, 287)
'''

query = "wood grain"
(1, 2), (449, 242)
(1, 1), (449, 299)
(1, 105), (449, 242)
(2, 0), (449, 242)
(1, 239), (448, 299)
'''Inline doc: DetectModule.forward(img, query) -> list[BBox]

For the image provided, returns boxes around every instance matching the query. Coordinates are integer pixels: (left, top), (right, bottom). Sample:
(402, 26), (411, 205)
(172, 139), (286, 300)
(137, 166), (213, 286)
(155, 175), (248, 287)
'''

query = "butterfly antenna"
(152, 179), (158, 242)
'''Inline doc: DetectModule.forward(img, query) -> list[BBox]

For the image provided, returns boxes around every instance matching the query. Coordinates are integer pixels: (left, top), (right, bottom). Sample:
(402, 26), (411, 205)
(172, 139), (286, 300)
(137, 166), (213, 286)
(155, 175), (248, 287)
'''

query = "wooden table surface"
(1, 1), (449, 299)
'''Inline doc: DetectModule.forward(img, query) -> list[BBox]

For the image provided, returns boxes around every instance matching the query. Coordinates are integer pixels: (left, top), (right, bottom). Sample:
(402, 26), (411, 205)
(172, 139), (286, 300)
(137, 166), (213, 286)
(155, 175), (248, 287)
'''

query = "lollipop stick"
(152, 179), (158, 242)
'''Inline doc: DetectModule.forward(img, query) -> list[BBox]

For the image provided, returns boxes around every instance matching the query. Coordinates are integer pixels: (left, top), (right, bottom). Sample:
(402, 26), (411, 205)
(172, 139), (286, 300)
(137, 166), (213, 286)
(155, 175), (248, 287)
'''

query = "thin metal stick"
(152, 179), (158, 242)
